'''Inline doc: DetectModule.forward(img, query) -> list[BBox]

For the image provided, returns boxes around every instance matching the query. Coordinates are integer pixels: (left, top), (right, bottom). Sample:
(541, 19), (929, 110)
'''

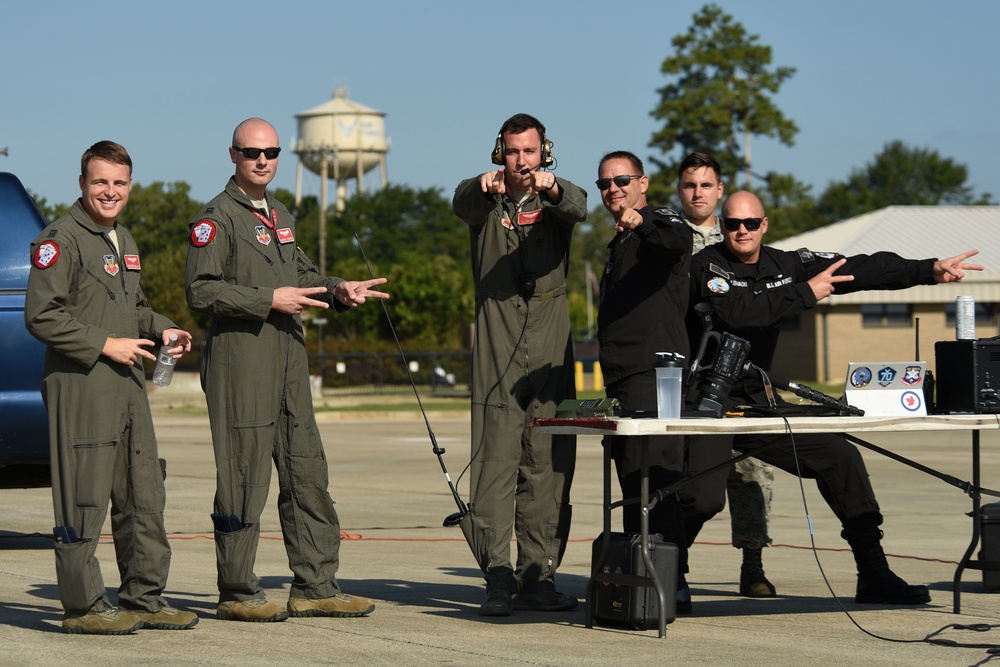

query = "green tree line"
(28, 3), (993, 356)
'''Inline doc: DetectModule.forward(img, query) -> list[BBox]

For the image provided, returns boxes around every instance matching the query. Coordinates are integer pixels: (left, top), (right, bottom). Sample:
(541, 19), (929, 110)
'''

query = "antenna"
(0, 147), (8, 157)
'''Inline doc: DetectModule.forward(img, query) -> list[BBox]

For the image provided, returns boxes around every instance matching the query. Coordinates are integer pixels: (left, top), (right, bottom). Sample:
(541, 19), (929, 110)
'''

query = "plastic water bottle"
(655, 352), (684, 420)
(152, 334), (179, 387)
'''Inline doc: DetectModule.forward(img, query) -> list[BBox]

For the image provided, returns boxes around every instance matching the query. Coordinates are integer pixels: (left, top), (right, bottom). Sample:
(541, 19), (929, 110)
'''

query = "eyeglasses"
(595, 174), (643, 191)
(721, 217), (764, 232)
(232, 146), (281, 160)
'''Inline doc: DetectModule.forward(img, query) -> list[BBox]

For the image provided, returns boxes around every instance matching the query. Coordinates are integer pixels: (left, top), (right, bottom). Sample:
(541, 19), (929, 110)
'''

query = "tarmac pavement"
(1, 379), (999, 666)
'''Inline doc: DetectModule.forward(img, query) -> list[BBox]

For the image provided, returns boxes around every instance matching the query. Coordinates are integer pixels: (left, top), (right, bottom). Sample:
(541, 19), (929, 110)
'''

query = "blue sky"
(3, 0), (997, 210)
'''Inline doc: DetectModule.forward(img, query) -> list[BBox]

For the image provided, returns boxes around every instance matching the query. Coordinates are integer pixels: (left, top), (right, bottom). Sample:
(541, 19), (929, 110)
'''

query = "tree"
(814, 140), (995, 224)
(323, 184), (470, 272)
(567, 204), (613, 340)
(749, 171), (817, 240)
(118, 181), (203, 333)
(647, 3), (799, 202)
(292, 184), (476, 351)
(29, 191), (70, 223)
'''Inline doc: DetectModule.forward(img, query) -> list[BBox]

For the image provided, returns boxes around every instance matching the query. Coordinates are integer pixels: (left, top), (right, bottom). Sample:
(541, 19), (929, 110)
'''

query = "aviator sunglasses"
(595, 174), (643, 191)
(232, 146), (282, 160)
(721, 217), (764, 232)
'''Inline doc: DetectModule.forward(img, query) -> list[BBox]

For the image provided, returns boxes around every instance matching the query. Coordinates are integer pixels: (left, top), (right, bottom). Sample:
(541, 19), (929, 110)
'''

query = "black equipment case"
(591, 532), (678, 629)
(981, 502), (1000, 592)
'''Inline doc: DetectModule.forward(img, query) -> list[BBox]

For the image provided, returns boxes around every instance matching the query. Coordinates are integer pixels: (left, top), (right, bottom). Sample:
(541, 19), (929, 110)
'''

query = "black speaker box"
(933, 339), (1000, 413)
(591, 532), (677, 630)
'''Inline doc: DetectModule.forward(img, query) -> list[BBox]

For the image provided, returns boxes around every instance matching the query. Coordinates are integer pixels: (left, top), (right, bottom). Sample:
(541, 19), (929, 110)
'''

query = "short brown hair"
(81, 141), (132, 179)
(677, 152), (721, 182)
(599, 151), (644, 175)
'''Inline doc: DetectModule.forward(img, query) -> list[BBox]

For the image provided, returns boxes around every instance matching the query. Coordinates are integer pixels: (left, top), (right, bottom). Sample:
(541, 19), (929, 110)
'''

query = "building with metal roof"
(765, 206), (1000, 383)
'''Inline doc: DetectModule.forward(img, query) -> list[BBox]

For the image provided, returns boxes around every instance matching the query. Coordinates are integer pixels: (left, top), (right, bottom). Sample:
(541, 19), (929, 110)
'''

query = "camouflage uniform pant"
(727, 455), (773, 550)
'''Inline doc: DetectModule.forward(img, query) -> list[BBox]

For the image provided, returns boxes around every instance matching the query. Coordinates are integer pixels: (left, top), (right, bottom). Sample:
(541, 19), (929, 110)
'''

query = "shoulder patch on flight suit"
(797, 248), (815, 263)
(33, 240), (60, 269)
(706, 276), (730, 294)
(191, 220), (217, 247)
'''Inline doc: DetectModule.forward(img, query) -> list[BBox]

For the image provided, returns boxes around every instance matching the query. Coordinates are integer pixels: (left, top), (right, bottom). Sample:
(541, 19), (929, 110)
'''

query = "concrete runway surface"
(1, 387), (999, 666)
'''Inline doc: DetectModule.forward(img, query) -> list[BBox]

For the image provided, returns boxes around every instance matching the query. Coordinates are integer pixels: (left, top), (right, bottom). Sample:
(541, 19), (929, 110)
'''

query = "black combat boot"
(841, 515), (930, 605)
(676, 573), (692, 614)
(739, 547), (776, 598)
(480, 567), (515, 617)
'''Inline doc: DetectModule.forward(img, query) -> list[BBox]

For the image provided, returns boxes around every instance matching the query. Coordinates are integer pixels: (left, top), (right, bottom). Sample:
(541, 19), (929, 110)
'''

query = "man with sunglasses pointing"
(595, 151), (694, 611)
(186, 117), (388, 623)
(684, 190), (982, 606)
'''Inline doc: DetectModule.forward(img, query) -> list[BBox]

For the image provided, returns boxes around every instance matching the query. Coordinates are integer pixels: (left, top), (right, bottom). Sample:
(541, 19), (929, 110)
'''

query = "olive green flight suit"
(452, 176), (586, 593)
(25, 199), (176, 615)
(186, 178), (349, 603)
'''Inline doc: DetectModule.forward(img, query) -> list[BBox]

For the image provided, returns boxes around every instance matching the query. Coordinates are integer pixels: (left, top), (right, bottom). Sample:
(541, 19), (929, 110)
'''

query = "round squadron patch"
(191, 220), (217, 247)
(33, 241), (60, 269)
(849, 366), (872, 388)
(706, 277), (730, 294)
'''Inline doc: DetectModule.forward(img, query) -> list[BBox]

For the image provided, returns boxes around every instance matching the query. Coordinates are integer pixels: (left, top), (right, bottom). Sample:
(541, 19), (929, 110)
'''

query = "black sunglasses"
(595, 174), (643, 191)
(232, 146), (281, 160)
(721, 217), (764, 232)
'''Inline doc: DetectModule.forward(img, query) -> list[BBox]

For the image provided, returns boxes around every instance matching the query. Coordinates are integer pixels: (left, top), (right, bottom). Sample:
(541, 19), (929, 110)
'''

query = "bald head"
(230, 117), (280, 199)
(232, 117), (277, 147)
(720, 190), (768, 264)
(721, 191), (765, 219)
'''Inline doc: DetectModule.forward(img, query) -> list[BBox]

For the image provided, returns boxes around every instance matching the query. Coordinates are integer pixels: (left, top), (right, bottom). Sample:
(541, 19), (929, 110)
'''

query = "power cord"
(753, 403), (1000, 656)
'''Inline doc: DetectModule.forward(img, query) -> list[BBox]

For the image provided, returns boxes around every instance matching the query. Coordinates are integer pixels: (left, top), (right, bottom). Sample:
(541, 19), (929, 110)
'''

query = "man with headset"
(452, 113), (587, 616)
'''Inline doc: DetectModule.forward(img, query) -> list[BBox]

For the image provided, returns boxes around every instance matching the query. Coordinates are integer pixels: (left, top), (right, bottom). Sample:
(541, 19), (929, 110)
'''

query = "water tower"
(293, 88), (389, 274)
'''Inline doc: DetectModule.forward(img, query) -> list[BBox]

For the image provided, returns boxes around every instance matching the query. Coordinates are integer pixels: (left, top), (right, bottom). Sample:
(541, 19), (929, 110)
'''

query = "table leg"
(953, 430), (982, 614)
(639, 439), (668, 638)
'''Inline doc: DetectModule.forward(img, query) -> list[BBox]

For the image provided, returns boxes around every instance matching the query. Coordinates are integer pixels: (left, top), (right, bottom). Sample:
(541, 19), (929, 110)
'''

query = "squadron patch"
(103, 254), (120, 276)
(902, 365), (923, 386)
(33, 241), (60, 269)
(124, 254), (141, 270)
(255, 225), (271, 245)
(707, 277), (730, 294)
(849, 366), (872, 388)
(877, 366), (897, 387)
(276, 227), (294, 244)
(191, 220), (217, 247)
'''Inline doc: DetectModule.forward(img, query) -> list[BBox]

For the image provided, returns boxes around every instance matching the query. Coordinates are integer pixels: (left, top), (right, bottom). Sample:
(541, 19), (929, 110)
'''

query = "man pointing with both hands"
(684, 189), (982, 607)
(453, 113), (587, 617)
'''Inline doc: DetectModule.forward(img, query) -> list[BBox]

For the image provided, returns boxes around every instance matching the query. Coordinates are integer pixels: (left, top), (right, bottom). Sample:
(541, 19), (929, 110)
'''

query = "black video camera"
(688, 330), (752, 417)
